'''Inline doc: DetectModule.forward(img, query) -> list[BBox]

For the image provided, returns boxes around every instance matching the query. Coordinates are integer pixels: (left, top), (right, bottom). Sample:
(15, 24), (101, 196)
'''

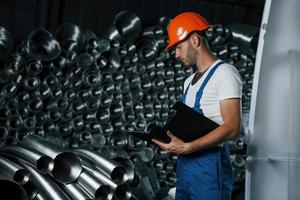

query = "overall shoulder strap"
(194, 61), (224, 113)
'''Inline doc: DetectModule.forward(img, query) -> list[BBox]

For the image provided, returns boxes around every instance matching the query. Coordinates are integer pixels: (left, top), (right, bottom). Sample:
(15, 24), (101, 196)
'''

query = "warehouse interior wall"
(0, 0), (265, 45)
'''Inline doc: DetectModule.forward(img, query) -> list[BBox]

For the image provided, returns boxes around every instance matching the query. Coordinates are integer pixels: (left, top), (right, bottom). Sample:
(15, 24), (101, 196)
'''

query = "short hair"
(193, 30), (207, 38)
(188, 31), (209, 47)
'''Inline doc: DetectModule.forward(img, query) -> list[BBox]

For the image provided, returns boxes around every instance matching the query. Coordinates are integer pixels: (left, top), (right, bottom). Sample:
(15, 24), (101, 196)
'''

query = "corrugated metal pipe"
(21, 135), (82, 183)
(75, 148), (128, 184)
(0, 177), (28, 200)
(77, 170), (113, 200)
(0, 145), (54, 174)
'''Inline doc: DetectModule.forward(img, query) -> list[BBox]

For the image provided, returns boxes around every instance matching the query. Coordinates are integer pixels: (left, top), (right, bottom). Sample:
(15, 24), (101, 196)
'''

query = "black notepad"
(125, 101), (219, 143)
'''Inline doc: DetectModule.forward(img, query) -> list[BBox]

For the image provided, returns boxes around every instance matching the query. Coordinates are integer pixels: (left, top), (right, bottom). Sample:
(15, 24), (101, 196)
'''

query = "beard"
(180, 45), (196, 67)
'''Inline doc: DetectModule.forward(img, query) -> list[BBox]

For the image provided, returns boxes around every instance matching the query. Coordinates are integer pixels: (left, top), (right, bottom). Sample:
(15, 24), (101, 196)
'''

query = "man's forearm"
(185, 123), (240, 154)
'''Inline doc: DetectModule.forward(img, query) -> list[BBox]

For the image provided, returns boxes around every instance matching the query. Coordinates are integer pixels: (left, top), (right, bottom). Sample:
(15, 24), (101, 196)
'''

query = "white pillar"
(246, 0), (300, 199)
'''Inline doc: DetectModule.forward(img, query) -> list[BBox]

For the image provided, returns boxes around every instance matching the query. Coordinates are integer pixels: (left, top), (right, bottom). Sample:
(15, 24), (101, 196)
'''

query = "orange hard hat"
(166, 12), (210, 50)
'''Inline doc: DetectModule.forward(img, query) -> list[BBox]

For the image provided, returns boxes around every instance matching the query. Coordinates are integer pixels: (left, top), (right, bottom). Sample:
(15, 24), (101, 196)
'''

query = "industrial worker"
(152, 12), (243, 200)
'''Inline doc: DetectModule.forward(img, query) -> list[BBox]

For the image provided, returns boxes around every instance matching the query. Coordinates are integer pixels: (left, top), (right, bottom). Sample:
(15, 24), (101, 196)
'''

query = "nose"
(175, 48), (180, 59)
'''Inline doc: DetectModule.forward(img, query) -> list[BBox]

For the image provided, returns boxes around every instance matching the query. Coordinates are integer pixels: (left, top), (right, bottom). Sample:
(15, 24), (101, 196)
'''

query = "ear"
(191, 34), (201, 48)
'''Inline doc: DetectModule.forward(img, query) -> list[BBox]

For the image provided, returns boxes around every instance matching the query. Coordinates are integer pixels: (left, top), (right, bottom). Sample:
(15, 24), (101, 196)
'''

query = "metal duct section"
(0, 156), (30, 184)
(75, 148), (128, 184)
(33, 193), (47, 200)
(0, 146), (54, 174)
(21, 163), (71, 200)
(82, 160), (133, 200)
(60, 182), (92, 200)
(0, 178), (28, 200)
(77, 170), (113, 200)
(103, 11), (142, 42)
(21, 135), (82, 183)
(0, 156), (38, 199)
(22, 180), (38, 200)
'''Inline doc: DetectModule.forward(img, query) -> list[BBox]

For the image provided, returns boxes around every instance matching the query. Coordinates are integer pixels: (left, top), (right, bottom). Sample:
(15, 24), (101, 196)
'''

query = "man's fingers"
(167, 131), (176, 139)
(152, 139), (172, 152)
(152, 139), (166, 147)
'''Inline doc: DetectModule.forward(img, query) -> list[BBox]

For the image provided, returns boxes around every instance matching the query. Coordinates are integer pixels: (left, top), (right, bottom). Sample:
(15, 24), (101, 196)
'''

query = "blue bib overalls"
(175, 61), (233, 200)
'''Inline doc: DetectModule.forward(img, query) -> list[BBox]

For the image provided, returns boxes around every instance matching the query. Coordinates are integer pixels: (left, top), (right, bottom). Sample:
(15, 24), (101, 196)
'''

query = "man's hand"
(152, 131), (192, 154)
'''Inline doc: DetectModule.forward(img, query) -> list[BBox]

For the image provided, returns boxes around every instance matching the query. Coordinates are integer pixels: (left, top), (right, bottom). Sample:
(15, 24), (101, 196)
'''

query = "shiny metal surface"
(0, 146), (54, 174)
(22, 180), (38, 200)
(77, 170), (113, 200)
(83, 160), (133, 200)
(22, 163), (71, 200)
(33, 193), (47, 200)
(21, 135), (82, 183)
(0, 156), (30, 184)
(60, 182), (92, 200)
(75, 149), (127, 184)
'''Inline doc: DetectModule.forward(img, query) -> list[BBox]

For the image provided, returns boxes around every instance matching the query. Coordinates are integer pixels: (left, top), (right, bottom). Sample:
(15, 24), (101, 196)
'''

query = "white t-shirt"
(183, 59), (243, 125)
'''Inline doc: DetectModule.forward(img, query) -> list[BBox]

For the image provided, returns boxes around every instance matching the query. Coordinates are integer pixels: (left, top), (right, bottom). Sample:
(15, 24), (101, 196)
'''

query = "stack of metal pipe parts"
(0, 11), (258, 200)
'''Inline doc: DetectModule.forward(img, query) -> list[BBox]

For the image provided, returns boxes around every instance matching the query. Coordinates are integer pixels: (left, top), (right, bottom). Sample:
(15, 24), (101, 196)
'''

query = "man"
(152, 12), (243, 200)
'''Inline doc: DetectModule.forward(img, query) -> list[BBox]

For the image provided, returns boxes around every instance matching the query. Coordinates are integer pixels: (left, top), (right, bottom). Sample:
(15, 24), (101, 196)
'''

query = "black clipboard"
(125, 101), (219, 143)
(125, 124), (170, 143)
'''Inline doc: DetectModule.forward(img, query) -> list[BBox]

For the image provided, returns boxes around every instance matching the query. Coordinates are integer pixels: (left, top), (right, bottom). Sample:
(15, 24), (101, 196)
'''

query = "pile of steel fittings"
(0, 11), (258, 200)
